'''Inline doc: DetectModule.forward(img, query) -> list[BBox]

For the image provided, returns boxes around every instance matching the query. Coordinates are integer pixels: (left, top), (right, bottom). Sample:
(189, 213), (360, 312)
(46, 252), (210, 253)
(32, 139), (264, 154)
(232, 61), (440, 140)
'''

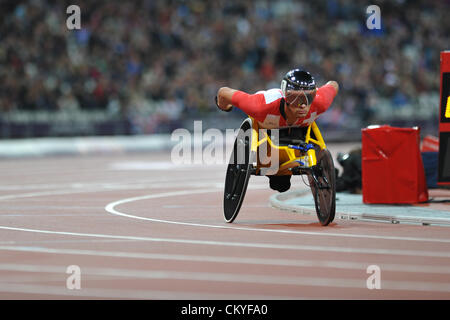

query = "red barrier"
(362, 125), (429, 204)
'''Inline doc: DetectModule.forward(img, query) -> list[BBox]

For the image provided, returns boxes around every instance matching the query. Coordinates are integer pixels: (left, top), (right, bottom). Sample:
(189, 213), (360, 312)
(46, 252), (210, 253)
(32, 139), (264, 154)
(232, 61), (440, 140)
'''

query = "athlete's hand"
(215, 96), (233, 112)
(326, 81), (339, 94)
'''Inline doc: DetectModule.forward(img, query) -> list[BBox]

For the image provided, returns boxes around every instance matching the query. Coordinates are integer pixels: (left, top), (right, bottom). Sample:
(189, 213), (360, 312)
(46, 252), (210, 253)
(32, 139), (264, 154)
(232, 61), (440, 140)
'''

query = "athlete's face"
(285, 89), (316, 118)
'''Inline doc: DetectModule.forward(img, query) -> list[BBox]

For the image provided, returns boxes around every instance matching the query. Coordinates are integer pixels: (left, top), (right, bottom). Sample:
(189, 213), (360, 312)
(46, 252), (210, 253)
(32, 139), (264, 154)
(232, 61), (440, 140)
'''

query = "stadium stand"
(0, 0), (448, 138)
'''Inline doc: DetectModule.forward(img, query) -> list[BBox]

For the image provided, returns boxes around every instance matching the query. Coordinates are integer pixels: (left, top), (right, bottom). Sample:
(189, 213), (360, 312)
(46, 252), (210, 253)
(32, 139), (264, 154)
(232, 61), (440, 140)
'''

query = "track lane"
(0, 149), (449, 299)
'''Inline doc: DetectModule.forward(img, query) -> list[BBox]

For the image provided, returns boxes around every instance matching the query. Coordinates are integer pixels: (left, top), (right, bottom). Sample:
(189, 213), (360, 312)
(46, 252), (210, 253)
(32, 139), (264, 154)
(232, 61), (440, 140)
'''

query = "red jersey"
(231, 84), (337, 129)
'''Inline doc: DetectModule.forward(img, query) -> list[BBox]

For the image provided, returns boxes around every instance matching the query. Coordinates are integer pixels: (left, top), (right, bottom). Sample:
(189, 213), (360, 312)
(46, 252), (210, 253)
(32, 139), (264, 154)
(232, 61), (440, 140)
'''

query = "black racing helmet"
(281, 69), (316, 106)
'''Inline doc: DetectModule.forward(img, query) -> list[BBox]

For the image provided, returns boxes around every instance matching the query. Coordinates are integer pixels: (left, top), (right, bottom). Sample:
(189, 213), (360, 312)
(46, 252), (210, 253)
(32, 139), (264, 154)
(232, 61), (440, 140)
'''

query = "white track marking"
(0, 182), (217, 201)
(0, 225), (450, 257)
(1, 263), (450, 293)
(0, 175), (224, 191)
(108, 161), (225, 171)
(0, 183), (449, 253)
(0, 239), (139, 245)
(0, 175), (229, 202)
(105, 190), (450, 244)
(0, 246), (449, 274)
(4, 175), (447, 244)
(0, 214), (103, 217)
(0, 283), (301, 299)
(0, 189), (106, 201)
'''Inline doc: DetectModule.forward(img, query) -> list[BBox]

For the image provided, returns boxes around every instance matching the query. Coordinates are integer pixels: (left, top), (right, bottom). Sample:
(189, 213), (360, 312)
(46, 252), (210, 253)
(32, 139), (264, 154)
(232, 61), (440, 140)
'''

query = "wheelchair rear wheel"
(309, 148), (336, 226)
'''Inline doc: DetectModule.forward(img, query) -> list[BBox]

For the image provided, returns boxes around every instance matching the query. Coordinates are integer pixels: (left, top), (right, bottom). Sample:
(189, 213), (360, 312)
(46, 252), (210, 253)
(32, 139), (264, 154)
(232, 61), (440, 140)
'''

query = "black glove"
(215, 96), (232, 112)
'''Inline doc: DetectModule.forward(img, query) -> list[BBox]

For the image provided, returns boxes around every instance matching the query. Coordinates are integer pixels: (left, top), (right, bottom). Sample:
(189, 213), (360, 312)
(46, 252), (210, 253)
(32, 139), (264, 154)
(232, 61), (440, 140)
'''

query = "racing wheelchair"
(223, 117), (336, 226)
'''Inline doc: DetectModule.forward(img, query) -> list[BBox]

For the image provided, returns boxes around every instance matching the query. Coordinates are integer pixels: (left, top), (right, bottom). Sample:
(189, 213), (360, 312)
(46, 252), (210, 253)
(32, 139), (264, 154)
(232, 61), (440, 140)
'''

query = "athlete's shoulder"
(254, 88), (283, 105)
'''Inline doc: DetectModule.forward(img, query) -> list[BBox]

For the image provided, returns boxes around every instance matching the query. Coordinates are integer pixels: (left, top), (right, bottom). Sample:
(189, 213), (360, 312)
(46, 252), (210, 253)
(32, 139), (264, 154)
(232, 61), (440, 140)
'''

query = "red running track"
(0, 145), (449, 299)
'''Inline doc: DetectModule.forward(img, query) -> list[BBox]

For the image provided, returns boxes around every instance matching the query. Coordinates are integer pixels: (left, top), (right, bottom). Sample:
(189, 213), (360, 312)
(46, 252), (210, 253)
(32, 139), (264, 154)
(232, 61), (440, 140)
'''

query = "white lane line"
(0, 214), (103, 217)
(0, 239), (140, 245)
(1, 245), (449, 274)
(0, 283), (302, 300)
(0, 183), (207, 201)
(2, 182), (449, 252)
(0, 175), (225, 191)
(0, 176), (227, 202)
(1, 263), (450, 293)
(0, 225), (449, 257)
(105, 189), (450, 244)
(5, 176), (446, 244)
(0, 189), (106, 201)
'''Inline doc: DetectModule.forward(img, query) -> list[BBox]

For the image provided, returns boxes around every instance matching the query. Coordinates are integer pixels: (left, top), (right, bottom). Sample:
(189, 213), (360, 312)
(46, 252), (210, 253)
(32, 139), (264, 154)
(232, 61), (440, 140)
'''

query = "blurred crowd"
(0, 0), (448, 133)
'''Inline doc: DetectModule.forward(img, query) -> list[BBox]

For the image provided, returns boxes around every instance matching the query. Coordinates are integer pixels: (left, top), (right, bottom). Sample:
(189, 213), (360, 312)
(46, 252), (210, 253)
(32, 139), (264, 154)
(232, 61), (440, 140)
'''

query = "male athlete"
(215, 68), (339, 192)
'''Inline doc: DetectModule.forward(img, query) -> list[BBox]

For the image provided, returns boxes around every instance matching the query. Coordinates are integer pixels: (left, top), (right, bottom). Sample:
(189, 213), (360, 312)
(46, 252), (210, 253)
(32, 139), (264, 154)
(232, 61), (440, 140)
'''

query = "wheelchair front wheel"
(223, 119), (253, 223)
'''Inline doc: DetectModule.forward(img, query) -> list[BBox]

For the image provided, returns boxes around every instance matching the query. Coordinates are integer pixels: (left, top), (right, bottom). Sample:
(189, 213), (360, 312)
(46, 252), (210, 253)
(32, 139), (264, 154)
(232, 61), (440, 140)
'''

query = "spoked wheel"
(309, 148), (336, 226)
(223, 119), (254, 223)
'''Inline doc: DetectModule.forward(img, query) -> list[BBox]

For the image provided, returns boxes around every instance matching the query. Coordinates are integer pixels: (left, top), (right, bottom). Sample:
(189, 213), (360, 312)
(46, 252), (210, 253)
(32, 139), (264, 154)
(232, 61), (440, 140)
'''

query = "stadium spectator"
(0, 0), (448, 133)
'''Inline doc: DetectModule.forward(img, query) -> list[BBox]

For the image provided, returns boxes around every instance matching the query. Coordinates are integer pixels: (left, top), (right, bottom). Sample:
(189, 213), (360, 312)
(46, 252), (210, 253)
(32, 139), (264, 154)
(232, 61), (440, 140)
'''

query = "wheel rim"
(223, 122), (253, 223)
(310, 149), (336, 225)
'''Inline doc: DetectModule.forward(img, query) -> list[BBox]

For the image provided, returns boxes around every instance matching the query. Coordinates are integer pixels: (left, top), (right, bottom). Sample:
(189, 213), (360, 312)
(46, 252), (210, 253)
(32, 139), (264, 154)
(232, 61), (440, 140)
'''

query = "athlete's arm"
(216, 87), (269, 121)
(229, 90), (270, 121)
(216, 87), (236, 112)
(312, 81), (339, 113)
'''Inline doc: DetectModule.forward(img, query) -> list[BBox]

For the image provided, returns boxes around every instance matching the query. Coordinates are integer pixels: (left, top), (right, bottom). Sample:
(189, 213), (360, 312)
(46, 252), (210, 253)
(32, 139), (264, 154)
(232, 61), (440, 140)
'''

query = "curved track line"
(105, 189), (450, 243)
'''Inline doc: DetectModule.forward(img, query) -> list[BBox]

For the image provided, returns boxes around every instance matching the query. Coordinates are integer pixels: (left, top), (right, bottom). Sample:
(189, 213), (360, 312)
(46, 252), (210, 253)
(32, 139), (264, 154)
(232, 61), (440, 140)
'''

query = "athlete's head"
(281, 68), (317, 118)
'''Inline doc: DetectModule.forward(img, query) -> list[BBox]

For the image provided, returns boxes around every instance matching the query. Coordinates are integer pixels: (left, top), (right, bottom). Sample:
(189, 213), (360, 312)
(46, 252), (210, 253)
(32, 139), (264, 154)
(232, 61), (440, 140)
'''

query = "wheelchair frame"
(223, 117), (336, 226)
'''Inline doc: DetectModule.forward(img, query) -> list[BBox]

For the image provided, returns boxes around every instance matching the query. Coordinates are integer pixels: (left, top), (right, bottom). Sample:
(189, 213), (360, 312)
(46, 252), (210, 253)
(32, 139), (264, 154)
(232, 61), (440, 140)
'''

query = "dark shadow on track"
(231, 221), (341, 229)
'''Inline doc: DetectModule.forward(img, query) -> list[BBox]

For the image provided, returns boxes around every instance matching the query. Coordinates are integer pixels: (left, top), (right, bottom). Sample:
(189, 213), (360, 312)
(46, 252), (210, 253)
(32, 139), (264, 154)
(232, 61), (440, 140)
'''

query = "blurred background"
(0, 0), (448, 140)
